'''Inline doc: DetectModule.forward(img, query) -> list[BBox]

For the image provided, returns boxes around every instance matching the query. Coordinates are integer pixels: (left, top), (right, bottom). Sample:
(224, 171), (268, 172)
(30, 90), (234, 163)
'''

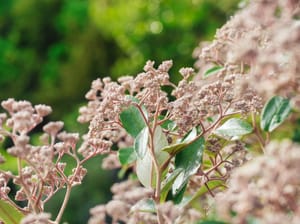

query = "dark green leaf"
(120, 105), (146, 138)
(172, 183), (187, 204)
(160, 168), (183, 202)
(0, 200), (24, 224)
(214, 118), (253, 138)
(162, 127), (197, 154)
(203, 66), (223, 78)
(134, 127), (149, 159)
(172, 137), (205, 195)
(260, 96), (291, 132)
(118, 147), (137, 165)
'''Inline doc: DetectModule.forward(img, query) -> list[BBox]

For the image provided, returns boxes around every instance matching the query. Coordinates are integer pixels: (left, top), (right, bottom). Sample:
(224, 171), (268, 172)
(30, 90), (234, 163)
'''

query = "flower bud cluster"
(216, 140), (300, 224)
(0, 99), (85, 219)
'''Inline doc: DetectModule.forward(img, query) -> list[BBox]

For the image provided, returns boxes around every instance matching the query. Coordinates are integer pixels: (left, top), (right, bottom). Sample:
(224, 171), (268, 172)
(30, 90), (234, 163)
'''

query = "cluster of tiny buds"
(0, 98), (87, 221)
(216, 140), (300, 223)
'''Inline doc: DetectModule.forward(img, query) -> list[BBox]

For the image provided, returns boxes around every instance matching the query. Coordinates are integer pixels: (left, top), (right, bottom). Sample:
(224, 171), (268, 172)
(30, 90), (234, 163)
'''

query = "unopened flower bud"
(35, 104), (52, 117)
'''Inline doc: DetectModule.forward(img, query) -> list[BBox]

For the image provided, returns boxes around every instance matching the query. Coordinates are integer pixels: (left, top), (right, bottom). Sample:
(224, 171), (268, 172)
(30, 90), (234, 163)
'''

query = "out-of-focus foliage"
(90, 0), (239, 80)
(0, 0), (121, 120)
(0, 0), (239, 119)
(0, 0), (239, 223)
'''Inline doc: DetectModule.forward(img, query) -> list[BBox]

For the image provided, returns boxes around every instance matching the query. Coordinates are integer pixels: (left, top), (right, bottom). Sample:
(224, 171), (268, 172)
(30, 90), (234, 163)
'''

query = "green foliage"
(89, 0), (239, 80)
(0, 200), (25, 224)
(173, 137), (205, 195)
(160, 169), (182, 202)
(0, 150), (18, 174)
(136, 146), (154, 187)
(136, 126), (168, 187)
(131, 198), (156, 214)
(118, 147), (137, 165)
(260, 96), (291, 132)
(203, 66), (223, 78)
(162, 126), (197, 154)
(214, 118), (253, 139)
(120, 105), (147, 138)
(134, 127), (149, 159)
(197, 220), (229, 224)
(0, 1), (240, 223)
(187, 180), (224, 206)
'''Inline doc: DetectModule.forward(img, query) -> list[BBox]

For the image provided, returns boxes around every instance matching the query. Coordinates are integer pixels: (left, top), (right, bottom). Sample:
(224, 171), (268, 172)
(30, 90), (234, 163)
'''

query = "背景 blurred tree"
(0, 0), (239, 223)
(89, 0), (239, 81)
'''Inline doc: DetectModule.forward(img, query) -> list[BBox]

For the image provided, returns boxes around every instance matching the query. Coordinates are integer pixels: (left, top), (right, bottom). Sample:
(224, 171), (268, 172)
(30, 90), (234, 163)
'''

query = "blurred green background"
(0, 0), (239, 223)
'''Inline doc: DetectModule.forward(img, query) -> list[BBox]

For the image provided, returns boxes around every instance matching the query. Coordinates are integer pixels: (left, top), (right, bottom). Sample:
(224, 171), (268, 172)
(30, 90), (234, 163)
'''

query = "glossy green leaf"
(134, 127), (149, 159)
(172, 137), (205, 195)
(0, 200), (24, 224)
(162, 142), (189, 154)
(119, 105), (146, 138)
(160, 168), (183, 202)
(260, 96), (291, 132)
(172, 183), (187, 204)
(136, 126), (168, 187)
(214, 118), (253, 138)
(183, 127), (198, 142)
(162, 127), (197, 154)
(203, 66), (223, 78)
(118, 147), (137, 165)
(130, 198), (156, 214)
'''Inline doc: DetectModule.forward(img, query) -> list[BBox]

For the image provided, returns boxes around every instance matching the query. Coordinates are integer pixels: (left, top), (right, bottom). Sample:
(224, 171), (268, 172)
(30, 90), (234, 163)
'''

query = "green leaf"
(118, 147), (137, 165)
(153, 126), (169, 155)
(197, 220), (229, 224)
(134, 127), (149, 159)
(184, 127), (198, 141)
(0, 150), (18, 173)
(246, 216), (261, 224)
(260, 96), (291, 132)
(136, 126), (169, 187)
(214, 118), (253, 138)
(0, 200), (25, 224)
(172, 183), (187, 204)
(119, 105), (146, 138)
(162, 142), (189, 154)
(136, 149), (153, 187)
(160, 168), (183, 202)
(172, 137), (205, 195)
(162, 127), (197, 154)
(185, 180), (224, 206)
(203, 66), (223, 78)
(153, 126), (169, 168)
(130, 198), (156, 214)
(159, 116), (176, 131)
